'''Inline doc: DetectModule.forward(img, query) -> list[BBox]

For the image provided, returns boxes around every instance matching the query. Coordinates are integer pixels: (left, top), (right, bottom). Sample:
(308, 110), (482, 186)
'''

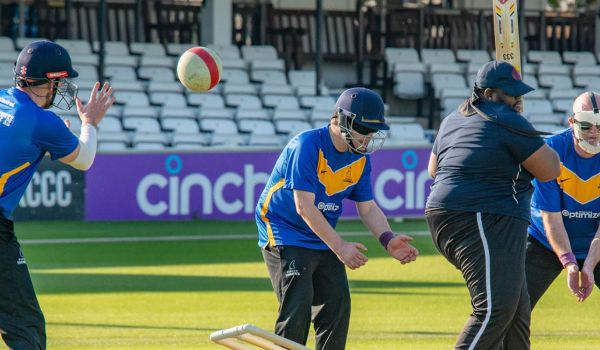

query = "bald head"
(572, 91), (600, 114)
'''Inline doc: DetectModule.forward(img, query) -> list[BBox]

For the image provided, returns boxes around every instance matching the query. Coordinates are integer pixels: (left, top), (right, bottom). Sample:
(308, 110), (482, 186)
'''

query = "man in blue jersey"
(426, 60), (560, 350)
(0, 40), (114, 349)
(256, 87), (419, 350)
(526, 91), (600, 309)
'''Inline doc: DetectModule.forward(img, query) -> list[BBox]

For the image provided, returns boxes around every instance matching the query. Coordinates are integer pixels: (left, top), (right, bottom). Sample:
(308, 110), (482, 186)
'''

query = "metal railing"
(0, 0), (204, 44)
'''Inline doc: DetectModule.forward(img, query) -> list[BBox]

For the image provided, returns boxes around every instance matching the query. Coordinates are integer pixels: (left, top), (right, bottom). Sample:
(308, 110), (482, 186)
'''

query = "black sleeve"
(501, 118), (546, 163)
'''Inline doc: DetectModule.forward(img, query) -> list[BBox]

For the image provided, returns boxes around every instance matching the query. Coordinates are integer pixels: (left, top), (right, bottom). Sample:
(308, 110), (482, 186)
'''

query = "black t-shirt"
(426, 100), (545, 221)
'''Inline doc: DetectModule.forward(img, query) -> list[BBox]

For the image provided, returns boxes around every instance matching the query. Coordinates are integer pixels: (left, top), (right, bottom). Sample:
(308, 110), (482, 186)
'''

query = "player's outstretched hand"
(566, 264), (582, 300)
(76, 81), (115, 127)
(387, 234), (418, 264)
(579, 266), (595, 302)
(335, 241), (368, 270)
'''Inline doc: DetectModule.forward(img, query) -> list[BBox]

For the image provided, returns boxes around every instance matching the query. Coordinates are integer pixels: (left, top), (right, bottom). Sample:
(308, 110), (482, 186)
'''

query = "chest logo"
(317, 150), (366, 196)
(557, 165), (600, 204)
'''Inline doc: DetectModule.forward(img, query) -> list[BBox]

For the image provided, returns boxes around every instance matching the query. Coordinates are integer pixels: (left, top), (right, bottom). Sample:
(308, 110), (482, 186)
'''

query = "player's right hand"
(335, 241), (368, 270)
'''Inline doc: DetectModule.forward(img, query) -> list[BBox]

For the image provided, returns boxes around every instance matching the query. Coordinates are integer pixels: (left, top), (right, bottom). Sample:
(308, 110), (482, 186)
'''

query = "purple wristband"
(559, 252), (577, 268)
(379, 231), (395, 250)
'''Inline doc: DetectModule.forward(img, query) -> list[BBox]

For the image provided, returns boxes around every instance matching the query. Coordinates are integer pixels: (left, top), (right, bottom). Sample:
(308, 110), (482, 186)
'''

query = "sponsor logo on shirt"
(317, 202), (340, 212)
(0, 110), (14, 126)
(0, 97), (15, 107)
(561, 210), (600, 219)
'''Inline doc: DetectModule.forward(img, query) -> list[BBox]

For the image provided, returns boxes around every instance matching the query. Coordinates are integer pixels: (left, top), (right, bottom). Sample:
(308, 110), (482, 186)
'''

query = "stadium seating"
(0, 38), (351, 149)
(11, 36), (597, 150)
(386, 123), (431, 146)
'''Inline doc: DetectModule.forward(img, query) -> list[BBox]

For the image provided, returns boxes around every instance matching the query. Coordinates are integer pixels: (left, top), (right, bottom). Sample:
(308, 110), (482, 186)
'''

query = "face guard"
(15, 73), (78, 110)
(337, 108), (386, 154)
(573, 111), (600, 155)
(51, 78), (78, 110)
(572, 92), (600, 155)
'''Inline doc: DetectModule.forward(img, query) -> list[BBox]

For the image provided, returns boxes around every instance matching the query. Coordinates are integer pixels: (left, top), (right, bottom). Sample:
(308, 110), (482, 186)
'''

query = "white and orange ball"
(176, 46), (222, 92)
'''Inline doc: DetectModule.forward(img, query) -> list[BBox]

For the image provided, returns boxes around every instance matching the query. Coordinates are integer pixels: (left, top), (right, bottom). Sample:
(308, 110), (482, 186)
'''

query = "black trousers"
(426, 208), (530, 350)
(262, 245), (350, 350)
(0, 216), (46, 350)
(526, 236), (600, 309)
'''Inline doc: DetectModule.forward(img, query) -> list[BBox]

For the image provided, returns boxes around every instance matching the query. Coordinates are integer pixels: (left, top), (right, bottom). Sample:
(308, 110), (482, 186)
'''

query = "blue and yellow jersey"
(529, 129), (600, 259)
(0, 87), (78, 219)
(255, 126), (373, 250)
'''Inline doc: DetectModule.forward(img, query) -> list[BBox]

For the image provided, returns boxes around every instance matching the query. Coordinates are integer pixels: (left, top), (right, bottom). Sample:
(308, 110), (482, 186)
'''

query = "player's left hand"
(386, 234), (418, 264)
(579, 266), (595, 302)
(566, 264), (582, 300)
(76, 81), (115, 127)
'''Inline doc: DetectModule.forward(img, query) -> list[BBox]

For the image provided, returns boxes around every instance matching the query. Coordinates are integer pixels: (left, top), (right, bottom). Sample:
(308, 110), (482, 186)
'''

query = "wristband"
(378, 231), (395, 250)
(559, 252), (577, 268)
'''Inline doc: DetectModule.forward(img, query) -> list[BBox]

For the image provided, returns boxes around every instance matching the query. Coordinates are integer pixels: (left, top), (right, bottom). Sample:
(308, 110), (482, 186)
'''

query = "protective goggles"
(573, 111), (600, 131)
(574, 120), (600, 131)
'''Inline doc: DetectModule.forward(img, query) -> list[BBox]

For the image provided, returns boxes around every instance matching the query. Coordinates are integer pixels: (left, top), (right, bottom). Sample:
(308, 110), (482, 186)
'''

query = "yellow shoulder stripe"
(260, 179), (286, 247)
(0, 162), (31, 196)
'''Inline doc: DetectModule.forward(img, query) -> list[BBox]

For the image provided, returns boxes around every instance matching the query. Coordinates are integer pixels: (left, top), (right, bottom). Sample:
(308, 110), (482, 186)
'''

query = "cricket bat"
(493, 0), (522, 75)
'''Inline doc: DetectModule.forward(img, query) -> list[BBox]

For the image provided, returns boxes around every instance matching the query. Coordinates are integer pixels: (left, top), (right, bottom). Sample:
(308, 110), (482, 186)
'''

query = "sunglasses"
(575, 120), (600, 131)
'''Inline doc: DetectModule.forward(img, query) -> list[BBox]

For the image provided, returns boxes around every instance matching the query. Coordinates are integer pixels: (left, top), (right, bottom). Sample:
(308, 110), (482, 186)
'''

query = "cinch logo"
(136, 155), (269, 216)
(561, 210), (600, 219)
(317, 202), (340, 212)
(373, 150), (432, 211)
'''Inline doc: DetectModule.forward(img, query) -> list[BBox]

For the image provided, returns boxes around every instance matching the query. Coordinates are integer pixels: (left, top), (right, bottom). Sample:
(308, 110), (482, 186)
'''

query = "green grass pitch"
(14, 220), (600, 349)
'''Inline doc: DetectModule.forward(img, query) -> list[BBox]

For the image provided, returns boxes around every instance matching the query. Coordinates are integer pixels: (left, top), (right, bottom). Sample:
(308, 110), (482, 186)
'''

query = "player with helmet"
(0, 40), (114, 349)
(255, 87), (418, 349)
(526, 91), (600, 311)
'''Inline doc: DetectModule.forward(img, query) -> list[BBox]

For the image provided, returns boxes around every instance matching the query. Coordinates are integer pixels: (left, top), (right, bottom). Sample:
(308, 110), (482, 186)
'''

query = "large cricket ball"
(176, 46), (222, 92)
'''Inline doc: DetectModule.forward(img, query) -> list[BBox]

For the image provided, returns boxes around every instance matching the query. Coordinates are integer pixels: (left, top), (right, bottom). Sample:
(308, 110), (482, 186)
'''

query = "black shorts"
(426, 208), (531, 349)
(0, 216), (46, 350)
(262, 245), (350, 350)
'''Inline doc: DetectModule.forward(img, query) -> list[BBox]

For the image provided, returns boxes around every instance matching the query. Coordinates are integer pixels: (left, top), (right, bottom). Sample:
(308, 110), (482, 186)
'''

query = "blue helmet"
(335, 87), (389, 132)
(335, 87), (388, 154)
(14, 40), (79, 110)
(15, 40), (78, 82)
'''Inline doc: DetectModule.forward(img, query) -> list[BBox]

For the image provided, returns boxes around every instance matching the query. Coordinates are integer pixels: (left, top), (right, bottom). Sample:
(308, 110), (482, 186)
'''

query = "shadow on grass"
(33, 273), (273, 294)
(25, 236), (440, 270)
(378, 330), (457, 336)
(351, 280), (462, 289)
(33, 272), (462, 295)
(48, 321), (218, 333)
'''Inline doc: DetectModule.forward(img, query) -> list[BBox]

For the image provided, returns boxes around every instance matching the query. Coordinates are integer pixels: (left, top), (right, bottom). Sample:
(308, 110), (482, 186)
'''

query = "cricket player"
(256, 87), (418, 350)
(0, 40), (114, 349)
(526, 91), (600, 309)
(426, 60), (560, 349)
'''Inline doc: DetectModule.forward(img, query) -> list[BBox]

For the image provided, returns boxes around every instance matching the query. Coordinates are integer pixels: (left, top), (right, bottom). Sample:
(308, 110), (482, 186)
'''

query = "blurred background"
(1, 2), (599, 349)
(1, 0), (596, 222)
